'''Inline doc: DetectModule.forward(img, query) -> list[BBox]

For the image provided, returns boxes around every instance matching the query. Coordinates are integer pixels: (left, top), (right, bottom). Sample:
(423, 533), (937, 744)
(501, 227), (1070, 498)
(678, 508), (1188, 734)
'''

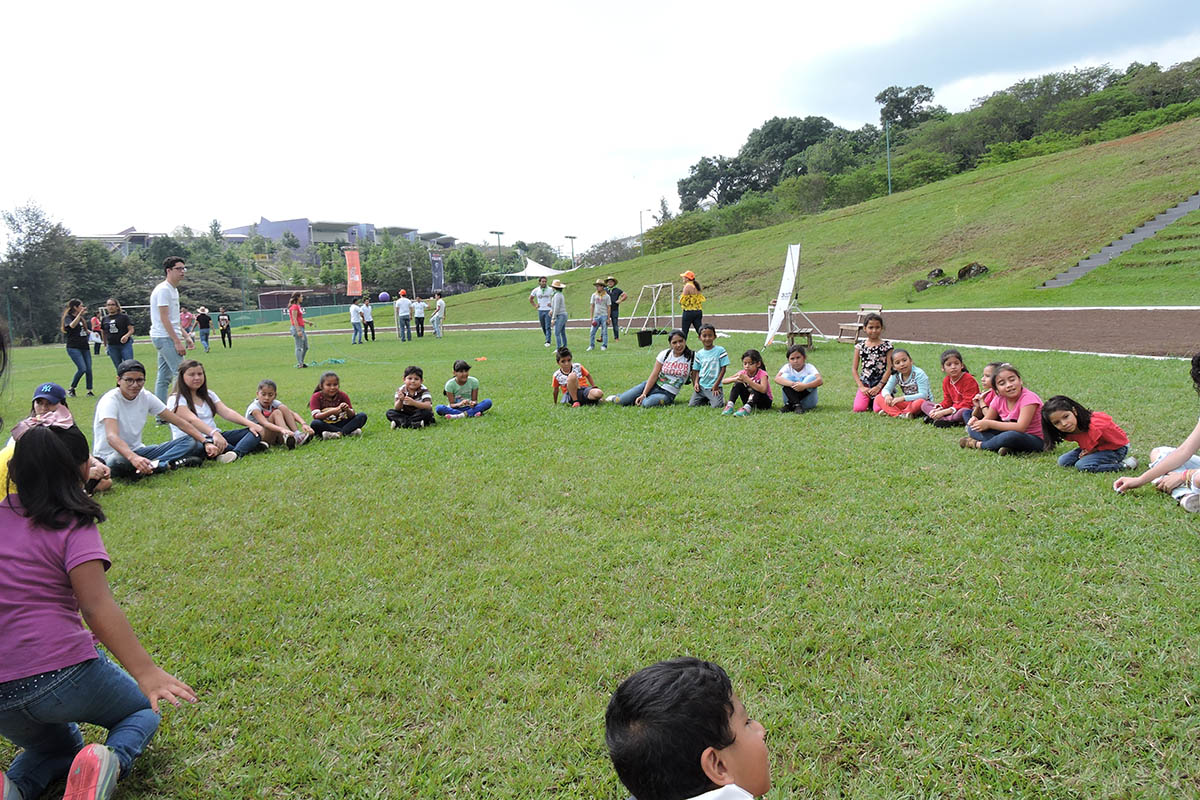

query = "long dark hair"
(171, 359), (213, 417)
(667, 329), (693, 365)
(741, 348), (766, 374)
(315, 371), (340, 394)
(1192, 352), (1200, 396)
(60, 298), (83, 328)
(1041, 395), (1092, 448)
(940, 348), (969, 373)
(7, 425), (105, 529)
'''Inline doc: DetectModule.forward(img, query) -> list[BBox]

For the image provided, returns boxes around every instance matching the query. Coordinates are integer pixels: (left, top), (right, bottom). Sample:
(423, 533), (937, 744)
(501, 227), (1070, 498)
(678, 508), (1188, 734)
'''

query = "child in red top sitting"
(1042, 395), (1137, 473)
(920, 349), (979, 427)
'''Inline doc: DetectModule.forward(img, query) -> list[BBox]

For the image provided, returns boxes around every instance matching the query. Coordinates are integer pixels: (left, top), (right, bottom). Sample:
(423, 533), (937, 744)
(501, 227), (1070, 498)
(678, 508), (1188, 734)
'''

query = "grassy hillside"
(450, 118), (1200, 323)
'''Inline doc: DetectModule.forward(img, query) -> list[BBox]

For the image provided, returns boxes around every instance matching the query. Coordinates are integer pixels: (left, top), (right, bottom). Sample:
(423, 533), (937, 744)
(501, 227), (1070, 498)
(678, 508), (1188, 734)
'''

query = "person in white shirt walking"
(149, 256), (188, 402)
(529, 276), (554, 347)
(349, 298), (364, 344)
(394, 290), (413, 341)
(432, 292), (446, 338)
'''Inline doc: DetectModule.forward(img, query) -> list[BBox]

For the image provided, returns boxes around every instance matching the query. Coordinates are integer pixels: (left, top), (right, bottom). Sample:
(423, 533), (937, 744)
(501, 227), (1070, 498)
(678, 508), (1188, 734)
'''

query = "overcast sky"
(2, 0), (1198, 255)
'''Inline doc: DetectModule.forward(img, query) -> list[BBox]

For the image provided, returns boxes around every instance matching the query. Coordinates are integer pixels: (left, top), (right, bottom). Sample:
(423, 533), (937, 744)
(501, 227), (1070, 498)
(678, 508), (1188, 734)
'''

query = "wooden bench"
(836, 303), (883, 343)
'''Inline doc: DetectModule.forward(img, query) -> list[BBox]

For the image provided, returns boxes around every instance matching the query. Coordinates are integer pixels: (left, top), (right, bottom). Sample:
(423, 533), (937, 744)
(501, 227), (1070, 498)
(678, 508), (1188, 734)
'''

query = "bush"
(772, 174), (828, 215)
(642, 211), (716, 254)
(826, 165), (887, 207)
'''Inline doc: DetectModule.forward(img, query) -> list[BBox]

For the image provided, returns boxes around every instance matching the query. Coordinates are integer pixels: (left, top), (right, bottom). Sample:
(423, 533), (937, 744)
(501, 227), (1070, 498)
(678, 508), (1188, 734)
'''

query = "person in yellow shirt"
(679, 270), (706, 340)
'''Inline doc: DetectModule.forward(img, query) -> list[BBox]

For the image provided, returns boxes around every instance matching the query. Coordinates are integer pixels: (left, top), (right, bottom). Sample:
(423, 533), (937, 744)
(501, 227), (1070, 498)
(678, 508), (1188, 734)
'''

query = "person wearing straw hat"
(588, 279), (613, 351)
(550, 279), (568, 349)
(679, 270), (705, 339)
(605, 276), (627, 341)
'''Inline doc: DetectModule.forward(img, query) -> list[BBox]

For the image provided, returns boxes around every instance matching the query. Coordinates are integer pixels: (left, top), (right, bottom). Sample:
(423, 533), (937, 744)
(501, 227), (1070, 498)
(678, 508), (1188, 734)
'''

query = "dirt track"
(448, 308), (1200, 358)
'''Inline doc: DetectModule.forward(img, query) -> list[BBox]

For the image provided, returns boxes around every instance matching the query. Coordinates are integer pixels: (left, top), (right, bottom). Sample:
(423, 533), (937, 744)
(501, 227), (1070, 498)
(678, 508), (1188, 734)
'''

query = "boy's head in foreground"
(605, 658), (770, 800)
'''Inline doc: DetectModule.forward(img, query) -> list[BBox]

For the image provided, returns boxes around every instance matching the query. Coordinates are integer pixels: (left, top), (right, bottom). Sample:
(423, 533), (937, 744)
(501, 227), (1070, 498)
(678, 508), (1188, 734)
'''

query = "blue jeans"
(66, 347), (93, 391)
(590, 315), (609, 348)
(538, 310), (552, 344)
(351, 321), (363, 344)
(432, 316), (443, 338)
(435, 399), (492, 417)
(199, 329), (210, 352)
(617, 381), (675, 408)
(106, 341), (134, 371)
(0, 649), (159, 800)
(291, 326), (308, 366)
(782, 385), (819, 411)
(553, 314), (567, 348)
(151, 337), (182, 402)
(220, 427), (262, 457)
(398, 316), (411, 341)
(1058, 445), (1128, 472)
(105, 436), (204, 478)
(967, 427), (1044, 454)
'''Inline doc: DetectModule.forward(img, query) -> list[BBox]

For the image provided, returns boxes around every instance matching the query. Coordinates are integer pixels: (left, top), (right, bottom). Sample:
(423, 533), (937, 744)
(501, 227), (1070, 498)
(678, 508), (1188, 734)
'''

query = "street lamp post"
(489, 230), (504, 267)
(639, 209), (653, 258)
(564, 235), (576, 269)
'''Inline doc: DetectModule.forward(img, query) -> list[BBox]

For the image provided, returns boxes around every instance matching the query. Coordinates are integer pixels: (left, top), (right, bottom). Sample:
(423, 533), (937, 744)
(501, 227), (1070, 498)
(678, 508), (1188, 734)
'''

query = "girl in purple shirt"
(0, 423), (196, 800)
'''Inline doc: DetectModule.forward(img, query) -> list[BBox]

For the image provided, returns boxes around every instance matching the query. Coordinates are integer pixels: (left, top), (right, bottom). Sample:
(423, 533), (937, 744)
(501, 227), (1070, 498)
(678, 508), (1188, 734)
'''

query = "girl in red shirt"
(1043, 395), (1138, 473)
(920, 348), (979, 427)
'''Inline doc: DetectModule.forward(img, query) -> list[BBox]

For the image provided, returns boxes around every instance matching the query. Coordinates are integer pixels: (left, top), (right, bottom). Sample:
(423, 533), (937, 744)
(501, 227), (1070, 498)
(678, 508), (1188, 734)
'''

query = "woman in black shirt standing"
(61, 298), (93, 396)
(102, 298), (135, 369)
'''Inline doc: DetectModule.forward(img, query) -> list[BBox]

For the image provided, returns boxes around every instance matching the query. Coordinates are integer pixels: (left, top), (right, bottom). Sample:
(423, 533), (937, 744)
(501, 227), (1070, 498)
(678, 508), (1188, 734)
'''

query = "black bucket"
(636, 329), (654, 348)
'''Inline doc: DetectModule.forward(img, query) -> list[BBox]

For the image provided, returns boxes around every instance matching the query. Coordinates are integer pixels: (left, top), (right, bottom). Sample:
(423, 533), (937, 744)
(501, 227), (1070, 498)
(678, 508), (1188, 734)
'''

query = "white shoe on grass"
(1181, 493), (1200, 513)
(217, 451), (238, 464)
(1121, 456), (1138, 470)
(322, 431), (341, 440)
(586, 345), (594, 351)
(605, 395), (619, 403)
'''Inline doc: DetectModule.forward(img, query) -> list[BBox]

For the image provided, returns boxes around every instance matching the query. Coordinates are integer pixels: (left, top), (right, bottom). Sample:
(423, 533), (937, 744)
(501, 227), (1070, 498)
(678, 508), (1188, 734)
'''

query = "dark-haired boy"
(387, 366), (435, 429)
(605, 657), (770, 800)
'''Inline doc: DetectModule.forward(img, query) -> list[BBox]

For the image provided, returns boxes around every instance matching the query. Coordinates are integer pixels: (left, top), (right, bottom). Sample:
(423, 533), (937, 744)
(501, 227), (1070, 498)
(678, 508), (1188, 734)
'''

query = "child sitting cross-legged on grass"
(606, 657), (771, 800)
(388, 366), (436, 429)
(246, 379), (314, 448)
(436, 360), (493, 419)
(553, 347), (604, 406)
(309, 371), (368, 440)
(721, 349), (772, 417)
(873, 348), (931, 418)
(1042, 395), (1138, 473)
(1115, 353), (1200, 512)
(961, 362), (1045, 456)
(920, 349), (979, 427)
(774, 344), (822, 413)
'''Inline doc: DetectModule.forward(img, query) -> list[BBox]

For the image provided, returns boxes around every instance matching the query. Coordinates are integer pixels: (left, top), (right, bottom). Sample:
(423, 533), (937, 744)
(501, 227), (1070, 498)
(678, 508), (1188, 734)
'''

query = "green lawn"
(3, 331), (1199, 798)
(434, 118), (1200, 325)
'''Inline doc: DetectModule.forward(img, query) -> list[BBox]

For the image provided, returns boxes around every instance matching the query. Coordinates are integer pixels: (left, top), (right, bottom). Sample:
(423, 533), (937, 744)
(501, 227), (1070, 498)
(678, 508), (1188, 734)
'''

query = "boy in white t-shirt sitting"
(606, 657), (771, 800)
(774, 344), (823, 414)
(92, 359), (211, 478)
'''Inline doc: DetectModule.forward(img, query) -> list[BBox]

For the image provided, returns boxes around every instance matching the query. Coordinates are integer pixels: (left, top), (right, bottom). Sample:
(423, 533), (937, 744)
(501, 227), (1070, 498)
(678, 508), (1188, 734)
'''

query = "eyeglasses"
(170, 265), (188, 272)
(119, 376), (146, 384)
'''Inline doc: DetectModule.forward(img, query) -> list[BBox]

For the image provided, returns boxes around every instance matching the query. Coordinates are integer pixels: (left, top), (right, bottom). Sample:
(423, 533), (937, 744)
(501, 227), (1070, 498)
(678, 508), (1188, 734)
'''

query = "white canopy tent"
(502, 258), (568, 278)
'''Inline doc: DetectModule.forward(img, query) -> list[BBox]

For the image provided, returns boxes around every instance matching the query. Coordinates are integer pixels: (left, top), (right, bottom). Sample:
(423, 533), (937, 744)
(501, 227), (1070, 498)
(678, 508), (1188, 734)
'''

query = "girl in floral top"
(851, 313), (892, 412)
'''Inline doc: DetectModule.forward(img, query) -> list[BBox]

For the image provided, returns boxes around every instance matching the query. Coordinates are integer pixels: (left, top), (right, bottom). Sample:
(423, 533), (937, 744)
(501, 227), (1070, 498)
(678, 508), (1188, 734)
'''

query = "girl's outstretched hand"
(137, 666), (198, 713)
(1113, 475), (1141, 493)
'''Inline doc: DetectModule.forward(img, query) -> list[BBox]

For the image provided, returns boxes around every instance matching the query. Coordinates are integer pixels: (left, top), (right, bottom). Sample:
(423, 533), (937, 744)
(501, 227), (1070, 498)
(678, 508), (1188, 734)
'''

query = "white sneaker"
(322, 431), (341, 440)
(586, 345), (594, 351)
(1121, 456), (1138, 470)
(605, 395), (619, 403)
(544, 342), (551, 347)
(351, 428), (363, 437)
(217, 451), (238, 464)
(391, 420), (399, 430)
(601, 345), (607, 351)
(294, 431), (309, 446)
(446, 412), (466, 419)
(1181, 493), (1200, 513)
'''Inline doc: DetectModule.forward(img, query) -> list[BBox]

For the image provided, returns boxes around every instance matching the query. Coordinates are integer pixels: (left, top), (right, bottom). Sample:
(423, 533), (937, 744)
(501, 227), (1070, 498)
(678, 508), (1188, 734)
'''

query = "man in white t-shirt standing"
(529, 276), (554, 347)
(150, 256), (188, 402)
(94, 359), (211, 478)
(432, 292), (446, 338)
(394, 290), (413, 341)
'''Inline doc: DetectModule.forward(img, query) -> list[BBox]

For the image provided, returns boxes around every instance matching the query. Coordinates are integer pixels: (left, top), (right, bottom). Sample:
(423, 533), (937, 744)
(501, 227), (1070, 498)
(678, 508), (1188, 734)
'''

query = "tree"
(653, 196), (674, 224)
(208, 219), (223, 241)
(677, 156), (730, 212)
(280, 230), (301, 249)
(579, 237), (638, 268)
(875, 85), (944, 129)
(1, 203), (76, 343)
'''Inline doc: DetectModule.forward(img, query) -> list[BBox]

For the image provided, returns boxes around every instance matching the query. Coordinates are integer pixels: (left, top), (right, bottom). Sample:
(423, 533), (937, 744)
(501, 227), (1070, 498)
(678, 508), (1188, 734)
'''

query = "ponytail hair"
(7, 425), (105, 529)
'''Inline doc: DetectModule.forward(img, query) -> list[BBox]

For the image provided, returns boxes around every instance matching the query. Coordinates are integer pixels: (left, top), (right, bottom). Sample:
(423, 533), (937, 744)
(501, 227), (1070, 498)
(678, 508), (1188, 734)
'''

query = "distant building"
(75, 226), (167, 257)
(223, 217), (456, 250)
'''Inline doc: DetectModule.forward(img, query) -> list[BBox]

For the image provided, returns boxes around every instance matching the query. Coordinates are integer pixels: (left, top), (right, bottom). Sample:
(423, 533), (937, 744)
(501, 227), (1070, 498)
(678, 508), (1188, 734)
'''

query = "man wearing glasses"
(150, 256), (189, 402)
(93, 359), (210, 478)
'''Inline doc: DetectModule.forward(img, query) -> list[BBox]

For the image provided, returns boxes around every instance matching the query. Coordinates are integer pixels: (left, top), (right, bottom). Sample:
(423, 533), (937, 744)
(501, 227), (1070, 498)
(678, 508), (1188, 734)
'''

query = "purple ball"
(378, 291), (391, 303)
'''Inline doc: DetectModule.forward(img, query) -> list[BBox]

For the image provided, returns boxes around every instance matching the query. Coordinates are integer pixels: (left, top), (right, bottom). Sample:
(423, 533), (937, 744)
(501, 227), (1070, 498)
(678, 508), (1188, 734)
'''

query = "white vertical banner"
(764, 244), (800, 347)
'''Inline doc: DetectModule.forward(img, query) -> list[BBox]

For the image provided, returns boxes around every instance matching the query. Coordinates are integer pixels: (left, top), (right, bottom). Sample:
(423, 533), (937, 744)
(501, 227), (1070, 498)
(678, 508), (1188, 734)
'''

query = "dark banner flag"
(430, 253), (444, 291)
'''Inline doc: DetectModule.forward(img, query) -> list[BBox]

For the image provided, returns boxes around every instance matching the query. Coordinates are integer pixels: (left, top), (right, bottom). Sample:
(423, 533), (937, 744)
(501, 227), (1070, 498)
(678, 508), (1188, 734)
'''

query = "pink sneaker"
(63, 743), (119, 800)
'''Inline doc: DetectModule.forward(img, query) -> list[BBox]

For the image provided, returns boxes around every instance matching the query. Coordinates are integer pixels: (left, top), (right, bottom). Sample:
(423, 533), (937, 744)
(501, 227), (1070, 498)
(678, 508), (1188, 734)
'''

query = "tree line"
(643, 58), (1200, 254)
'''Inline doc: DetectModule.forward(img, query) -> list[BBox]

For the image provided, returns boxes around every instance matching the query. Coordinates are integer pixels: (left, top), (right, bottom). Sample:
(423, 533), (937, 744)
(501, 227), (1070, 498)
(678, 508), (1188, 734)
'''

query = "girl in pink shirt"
(960, 363), (1045, 455)
(0, 424), (195, 800)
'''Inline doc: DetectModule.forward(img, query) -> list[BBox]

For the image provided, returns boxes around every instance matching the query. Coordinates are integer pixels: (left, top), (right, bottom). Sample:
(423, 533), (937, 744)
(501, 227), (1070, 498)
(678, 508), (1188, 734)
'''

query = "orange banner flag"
(345, 249), (362, 296)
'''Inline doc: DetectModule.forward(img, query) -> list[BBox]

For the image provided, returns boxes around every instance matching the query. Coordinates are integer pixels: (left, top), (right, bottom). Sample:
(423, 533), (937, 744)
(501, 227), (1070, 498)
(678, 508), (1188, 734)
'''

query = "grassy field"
(425, 119), (1200, 325)
(2, 330), (1199, 798)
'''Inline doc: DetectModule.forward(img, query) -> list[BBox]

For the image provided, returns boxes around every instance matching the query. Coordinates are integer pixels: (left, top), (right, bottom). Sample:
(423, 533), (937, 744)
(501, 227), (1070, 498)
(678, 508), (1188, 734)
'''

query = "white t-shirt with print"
(654, 348), (692, 395)
(530, 286), (554, 311)
(777, 362), (820, 385)
(93, 387), (167, 461)
(412, 301), (427, 318)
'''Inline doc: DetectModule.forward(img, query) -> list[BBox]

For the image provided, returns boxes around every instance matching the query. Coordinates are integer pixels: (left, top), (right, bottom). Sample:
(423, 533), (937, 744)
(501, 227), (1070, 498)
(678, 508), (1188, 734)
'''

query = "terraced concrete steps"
(1039, 190), (1200, 288)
